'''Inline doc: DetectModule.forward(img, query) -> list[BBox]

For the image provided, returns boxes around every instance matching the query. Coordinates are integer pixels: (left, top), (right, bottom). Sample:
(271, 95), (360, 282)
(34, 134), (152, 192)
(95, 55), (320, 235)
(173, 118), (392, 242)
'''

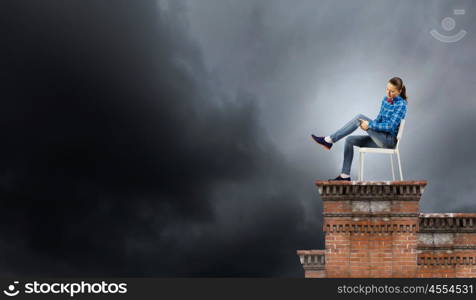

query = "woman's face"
(386, 82), (400, 99)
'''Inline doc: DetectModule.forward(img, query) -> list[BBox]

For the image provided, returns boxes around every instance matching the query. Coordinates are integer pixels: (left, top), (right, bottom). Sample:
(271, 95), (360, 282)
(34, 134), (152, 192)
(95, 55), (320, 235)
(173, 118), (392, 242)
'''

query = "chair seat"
(358, 147), (396, 154)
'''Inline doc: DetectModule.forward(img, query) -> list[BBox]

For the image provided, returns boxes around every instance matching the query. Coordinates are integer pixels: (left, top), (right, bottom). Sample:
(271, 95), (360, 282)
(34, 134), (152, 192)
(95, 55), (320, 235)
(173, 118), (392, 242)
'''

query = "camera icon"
(3, 281), (20, 297)
(430, 9), (467, 43)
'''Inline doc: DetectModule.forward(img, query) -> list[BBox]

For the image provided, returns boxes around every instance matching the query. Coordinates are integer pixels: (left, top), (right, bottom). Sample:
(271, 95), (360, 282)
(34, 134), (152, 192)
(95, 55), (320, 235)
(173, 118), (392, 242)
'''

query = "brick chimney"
(297, 180), (476, 278)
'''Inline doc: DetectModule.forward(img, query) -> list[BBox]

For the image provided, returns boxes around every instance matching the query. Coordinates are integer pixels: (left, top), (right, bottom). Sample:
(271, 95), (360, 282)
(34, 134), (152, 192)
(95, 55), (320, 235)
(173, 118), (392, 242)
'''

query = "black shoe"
(311, 134), (333, 150)
(328, 175), (351, 181)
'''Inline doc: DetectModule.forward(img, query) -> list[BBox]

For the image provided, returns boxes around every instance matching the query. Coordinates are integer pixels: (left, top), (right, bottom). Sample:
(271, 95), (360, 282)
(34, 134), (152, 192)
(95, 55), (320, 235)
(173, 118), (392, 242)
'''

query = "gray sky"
(183, 0), (476, 212)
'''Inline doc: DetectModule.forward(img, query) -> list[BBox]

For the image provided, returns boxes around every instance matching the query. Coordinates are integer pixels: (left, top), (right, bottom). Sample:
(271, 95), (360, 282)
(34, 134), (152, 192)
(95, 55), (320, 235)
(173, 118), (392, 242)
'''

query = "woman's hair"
(389, 77), (408, 101)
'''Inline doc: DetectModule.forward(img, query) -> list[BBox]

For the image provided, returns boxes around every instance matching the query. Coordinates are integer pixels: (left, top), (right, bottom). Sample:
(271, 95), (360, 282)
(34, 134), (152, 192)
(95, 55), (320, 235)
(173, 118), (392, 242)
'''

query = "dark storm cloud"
(0, 0), (319, 276)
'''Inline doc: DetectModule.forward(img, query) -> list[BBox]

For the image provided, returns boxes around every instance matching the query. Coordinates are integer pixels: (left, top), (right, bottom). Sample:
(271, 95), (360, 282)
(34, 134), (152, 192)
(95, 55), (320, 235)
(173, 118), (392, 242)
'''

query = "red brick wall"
(369, 230), (393, 277)
(324, 217), (419, 277)
(305, 270), (327, 278)
(392, 231), (417, 277)
(325, 232), (350, 277)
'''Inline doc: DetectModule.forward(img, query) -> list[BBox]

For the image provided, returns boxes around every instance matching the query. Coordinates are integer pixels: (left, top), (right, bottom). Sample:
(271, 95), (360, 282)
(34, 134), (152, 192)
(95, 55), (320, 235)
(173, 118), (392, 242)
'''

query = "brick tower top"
(315, 180), (428, 201)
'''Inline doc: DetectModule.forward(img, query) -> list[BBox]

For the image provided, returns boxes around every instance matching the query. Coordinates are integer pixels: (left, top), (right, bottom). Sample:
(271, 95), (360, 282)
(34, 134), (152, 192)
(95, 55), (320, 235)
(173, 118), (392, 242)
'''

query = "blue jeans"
(330, 114), (397, 175)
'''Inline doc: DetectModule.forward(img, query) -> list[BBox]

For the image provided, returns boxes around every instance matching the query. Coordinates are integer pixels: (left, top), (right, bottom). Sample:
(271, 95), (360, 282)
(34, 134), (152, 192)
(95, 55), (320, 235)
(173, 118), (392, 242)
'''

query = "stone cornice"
(296, 250), (325, 270)
(417, 254), (476, 266)
(324, 223), (417, 233)
(419, 213), (476, 233)
(417, 245), (476, 251)
(324, 213), (420, 218)
(315, 180), (427, 200)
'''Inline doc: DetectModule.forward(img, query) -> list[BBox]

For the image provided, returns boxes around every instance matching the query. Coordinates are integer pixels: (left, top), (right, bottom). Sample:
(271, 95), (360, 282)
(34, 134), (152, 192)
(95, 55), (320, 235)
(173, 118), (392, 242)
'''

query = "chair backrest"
(395, 119), (405, 149)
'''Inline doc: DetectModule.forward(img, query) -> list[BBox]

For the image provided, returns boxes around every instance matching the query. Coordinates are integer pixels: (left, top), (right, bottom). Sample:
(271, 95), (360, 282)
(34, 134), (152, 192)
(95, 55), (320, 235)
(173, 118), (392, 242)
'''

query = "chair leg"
(389, 154), (395, 181)
(359, 152), (365, 181)
(396, 150), (403, 180)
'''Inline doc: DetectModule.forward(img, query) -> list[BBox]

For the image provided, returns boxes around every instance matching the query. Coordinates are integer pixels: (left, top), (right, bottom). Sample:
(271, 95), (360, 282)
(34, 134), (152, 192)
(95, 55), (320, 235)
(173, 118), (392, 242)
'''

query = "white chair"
(358, 119), (405, 181)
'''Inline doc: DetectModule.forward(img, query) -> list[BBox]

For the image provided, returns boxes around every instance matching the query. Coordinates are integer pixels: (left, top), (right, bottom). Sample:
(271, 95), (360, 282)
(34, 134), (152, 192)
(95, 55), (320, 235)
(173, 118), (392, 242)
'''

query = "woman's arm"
(368, 102), (406, 133)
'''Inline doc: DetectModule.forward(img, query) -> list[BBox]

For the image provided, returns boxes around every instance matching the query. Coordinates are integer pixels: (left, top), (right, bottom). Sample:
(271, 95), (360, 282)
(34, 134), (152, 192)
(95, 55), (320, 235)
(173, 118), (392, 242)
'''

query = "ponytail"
(400, 84), (407, 100)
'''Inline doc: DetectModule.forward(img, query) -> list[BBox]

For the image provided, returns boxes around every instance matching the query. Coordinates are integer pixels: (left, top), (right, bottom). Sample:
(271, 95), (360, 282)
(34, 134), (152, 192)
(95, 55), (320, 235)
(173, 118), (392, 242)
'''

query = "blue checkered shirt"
(368, 95), (407, 137)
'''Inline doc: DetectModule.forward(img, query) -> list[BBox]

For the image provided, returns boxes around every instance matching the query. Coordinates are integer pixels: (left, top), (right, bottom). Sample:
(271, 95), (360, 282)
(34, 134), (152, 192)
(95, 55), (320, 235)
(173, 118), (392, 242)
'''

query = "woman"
(311, 77), (408, 181)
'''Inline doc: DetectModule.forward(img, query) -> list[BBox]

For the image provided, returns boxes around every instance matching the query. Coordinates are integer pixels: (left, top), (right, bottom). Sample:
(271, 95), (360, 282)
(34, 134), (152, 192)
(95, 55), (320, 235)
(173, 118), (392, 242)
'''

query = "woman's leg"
(330, 114), (372, 143)
(366, 129), (397, 148)
(341, 135), (378, 175)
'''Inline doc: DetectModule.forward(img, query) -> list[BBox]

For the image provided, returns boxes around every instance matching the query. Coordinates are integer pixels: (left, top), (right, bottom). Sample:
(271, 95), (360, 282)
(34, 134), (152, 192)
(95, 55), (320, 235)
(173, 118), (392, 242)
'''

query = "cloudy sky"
(0, 0), (475, 277)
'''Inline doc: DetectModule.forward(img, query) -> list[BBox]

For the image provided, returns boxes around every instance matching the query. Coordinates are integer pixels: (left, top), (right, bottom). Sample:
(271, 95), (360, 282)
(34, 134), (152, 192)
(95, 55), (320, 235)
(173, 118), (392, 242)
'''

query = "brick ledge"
(316, 180), (428, 186)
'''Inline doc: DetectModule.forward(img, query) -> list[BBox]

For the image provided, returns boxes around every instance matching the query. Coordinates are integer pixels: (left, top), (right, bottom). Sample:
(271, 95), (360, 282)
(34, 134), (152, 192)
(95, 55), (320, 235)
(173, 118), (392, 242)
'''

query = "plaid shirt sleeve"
(368, 101), (406, 133)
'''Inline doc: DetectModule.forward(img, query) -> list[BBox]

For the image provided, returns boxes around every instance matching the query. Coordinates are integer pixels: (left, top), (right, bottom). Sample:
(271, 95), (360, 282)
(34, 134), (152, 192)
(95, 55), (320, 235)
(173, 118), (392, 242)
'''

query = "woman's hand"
(360, 120), (369, 131)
